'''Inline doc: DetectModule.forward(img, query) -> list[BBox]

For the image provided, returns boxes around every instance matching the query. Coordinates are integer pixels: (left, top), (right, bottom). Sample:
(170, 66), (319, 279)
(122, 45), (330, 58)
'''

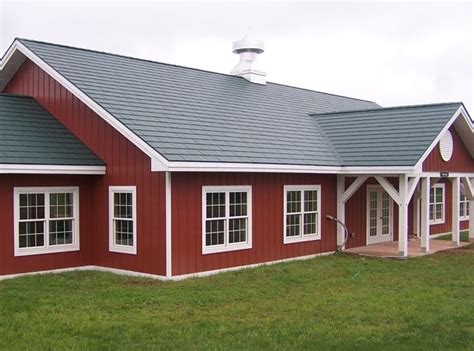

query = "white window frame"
(429, 183), (445, 225)
(202, 185), (252, 255)
(13, 186), (80, 257)
(460, 192), (470, 221)
(109, 186), (137, 255)
(283, 185), (321, 244)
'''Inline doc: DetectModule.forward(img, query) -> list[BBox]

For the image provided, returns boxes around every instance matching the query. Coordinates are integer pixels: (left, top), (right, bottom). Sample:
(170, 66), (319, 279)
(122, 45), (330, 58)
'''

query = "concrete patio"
(345, 238), (471, 258)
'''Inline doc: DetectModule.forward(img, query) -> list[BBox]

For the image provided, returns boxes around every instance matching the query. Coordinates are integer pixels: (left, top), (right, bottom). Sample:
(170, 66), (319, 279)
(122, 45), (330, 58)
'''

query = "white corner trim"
(415, 105), (474, 170)
(3, 41), (169, 171)
(165, 172), (172, 277)
(0, 251), (336, 282)
(0, 164), (105, 175)
(108, 186), (137, 255)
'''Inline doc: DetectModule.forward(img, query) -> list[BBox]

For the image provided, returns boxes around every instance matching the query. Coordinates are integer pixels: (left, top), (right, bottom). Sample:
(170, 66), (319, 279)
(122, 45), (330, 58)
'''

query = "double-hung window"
(202, 186), (252, 254)
(14, 187), (80, 256)
(460, 192), (470, 220)
(284, 185), (321, 244)
(109, 186), (137, 255)
(429, 184), (445, 225)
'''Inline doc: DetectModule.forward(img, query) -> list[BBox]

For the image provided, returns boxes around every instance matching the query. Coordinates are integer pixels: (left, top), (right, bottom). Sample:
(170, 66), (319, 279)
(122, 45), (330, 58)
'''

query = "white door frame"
(366, 185), (394, 245)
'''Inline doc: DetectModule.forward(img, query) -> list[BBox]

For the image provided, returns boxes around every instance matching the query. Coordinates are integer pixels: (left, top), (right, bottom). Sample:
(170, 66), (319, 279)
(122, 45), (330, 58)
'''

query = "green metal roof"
(0, 94), (104, 166)
(12, 39), (468, 168)
(18, 39), (378, 167)
(312, 103), (463, 167)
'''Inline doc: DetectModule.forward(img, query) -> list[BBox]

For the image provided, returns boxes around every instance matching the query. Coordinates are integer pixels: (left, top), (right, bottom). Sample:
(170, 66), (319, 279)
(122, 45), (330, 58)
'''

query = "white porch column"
(336, 175), (345, 248)
(420, 177), (430, 252)
(398, 175), (409, 257)
(452, 177), (460, 246)
(470, 199), (474, 241)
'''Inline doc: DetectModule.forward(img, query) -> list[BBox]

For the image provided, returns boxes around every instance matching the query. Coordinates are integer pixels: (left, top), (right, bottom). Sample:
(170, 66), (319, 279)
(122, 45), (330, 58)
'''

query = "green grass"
(1, 246), (474, 350)
(437, 230), (470, 242)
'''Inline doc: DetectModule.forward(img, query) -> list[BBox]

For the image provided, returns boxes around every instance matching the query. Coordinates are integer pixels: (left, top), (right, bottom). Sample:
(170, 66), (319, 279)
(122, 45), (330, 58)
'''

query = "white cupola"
(230, 35), (266, 85)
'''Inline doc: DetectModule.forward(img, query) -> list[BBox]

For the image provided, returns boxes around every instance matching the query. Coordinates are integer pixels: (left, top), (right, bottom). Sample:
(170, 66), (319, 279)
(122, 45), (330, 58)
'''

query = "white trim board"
(0, 252), (335, 282)
(0, 164), (105, 175)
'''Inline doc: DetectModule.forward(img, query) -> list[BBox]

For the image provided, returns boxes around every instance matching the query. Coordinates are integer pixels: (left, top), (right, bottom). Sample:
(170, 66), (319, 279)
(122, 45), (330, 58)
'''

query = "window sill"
(14, 245), (80, 257)
(460, 217), (469, 221)
(203, 242), (252, 255)
(284, 234), (320, 245)
(429, 220), (445, 226)
(109, 245), (137, 255)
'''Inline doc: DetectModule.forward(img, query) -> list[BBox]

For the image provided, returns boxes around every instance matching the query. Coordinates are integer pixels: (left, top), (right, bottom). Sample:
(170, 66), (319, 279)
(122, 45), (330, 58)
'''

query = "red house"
(0, 37), (473, 280)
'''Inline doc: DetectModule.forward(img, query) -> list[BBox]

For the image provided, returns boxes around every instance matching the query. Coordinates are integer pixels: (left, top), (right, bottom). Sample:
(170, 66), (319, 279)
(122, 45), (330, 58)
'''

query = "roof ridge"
(16, 37), (376, 104)
(310, 101), (463, 116)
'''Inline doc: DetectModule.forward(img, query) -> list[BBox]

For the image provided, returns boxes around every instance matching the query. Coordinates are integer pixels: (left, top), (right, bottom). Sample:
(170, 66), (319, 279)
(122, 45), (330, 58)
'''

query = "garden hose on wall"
(326, 215), (350, 252)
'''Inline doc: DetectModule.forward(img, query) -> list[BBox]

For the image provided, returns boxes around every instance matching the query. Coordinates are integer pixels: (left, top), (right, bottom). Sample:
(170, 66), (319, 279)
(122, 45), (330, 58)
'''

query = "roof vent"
(231, 35), (266, 85)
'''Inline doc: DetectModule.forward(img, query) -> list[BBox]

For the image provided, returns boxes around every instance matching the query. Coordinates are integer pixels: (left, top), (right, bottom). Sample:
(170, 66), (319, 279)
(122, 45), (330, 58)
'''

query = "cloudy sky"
(0, 1), (472, 111)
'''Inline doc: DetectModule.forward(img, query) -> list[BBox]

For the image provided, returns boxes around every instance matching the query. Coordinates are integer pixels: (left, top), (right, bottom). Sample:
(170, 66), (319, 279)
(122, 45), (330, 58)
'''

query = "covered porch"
(337, 173), (474, 257)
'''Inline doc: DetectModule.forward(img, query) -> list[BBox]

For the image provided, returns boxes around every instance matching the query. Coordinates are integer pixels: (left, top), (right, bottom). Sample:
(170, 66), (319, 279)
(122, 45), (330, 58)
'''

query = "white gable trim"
(1, 40), (169, 171)
(414, 105), (474, 171)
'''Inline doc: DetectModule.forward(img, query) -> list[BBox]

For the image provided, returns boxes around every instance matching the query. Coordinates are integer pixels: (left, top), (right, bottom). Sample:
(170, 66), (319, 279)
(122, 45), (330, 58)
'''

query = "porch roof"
(0, 93), (105, 169)
(312, 102), (466, 167)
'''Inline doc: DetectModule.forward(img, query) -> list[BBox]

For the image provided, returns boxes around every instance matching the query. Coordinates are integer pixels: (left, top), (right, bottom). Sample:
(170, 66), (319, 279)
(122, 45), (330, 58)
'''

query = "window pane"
(114, 192), (133, 219)
(436, 188), (443, 203)
(19, 193), (45, 220)
(114, 219), (134, 246)
(49, 219), (73, 245)
(429, 204), (434, 221)
(229, 218), (247, 243)
(205, 219), (225, 246)
(286, 191), (301, 213)
(18, 220), (45, 248)
(230, 191), (247, 217)
(206, 192), (225, 219)
(436, 204), (442, 220)
(50, 192), (74, 219)
(286, 214), (300, 237)
(303, 213), (317, 235)
(304, 190), (318, 212)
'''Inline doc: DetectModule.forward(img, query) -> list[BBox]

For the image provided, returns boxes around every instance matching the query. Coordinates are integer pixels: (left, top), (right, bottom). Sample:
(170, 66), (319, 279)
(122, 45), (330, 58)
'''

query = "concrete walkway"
(345, 238), (471, 258)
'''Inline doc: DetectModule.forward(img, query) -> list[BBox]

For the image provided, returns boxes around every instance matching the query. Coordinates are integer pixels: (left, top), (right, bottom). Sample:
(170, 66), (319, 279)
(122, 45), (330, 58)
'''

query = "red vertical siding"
(171, 173), (337, 276)
(3, 59), (167, 276)
(344, 177), (400, 249)
(423, 127), (474, 172)
(0, 175), (94, 275)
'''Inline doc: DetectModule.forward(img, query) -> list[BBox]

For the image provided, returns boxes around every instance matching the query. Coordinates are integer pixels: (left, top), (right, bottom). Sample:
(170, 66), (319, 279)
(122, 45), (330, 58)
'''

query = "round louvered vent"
(439, 130), (453, 162)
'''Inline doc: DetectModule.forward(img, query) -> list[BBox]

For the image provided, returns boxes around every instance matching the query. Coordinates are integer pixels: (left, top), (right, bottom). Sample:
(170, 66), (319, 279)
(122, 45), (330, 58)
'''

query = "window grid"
(284, 186), (321, 243)
(15, 188), (79, 256)
(202, 186), (252, 254)
(460, 193), (470, 219)
(110, 189), (136, 251)
(429, 185), (444, 224)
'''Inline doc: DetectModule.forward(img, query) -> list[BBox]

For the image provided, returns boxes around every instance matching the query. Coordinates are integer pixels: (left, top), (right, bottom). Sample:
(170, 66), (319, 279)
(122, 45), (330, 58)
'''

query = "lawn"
(1, 246), (473, 350)
(437, 230), (470, 242)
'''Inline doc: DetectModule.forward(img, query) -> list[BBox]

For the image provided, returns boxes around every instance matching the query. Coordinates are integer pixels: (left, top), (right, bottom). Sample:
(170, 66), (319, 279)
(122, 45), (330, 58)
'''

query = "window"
(202, 186), (252, 254)
(284, 185), (321, 244)
(109, 186), (137, 255)
(14, 187), (79, 256)
(460, 192), (470, 220)
(429, 184), (445, 225)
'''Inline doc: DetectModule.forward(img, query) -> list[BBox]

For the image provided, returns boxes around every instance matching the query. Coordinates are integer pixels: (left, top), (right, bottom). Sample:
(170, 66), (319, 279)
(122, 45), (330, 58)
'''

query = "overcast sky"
(0, 1), (472, 111)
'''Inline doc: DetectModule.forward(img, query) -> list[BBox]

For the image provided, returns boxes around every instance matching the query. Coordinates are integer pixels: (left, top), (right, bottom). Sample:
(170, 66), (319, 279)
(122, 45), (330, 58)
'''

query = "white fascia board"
(414, 105), (474, 170)
(2, 41), (169, 171)
(0, 164), (106, 175)
(166, 161), (414, 174)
